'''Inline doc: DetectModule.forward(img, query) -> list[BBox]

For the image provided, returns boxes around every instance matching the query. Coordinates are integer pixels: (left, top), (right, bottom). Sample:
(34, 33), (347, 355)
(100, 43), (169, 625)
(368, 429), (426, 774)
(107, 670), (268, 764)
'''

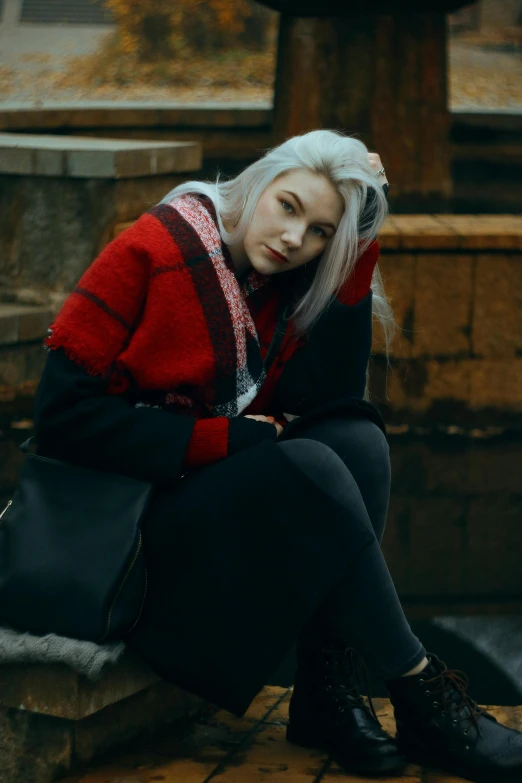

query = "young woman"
(34, 130), (522, 781)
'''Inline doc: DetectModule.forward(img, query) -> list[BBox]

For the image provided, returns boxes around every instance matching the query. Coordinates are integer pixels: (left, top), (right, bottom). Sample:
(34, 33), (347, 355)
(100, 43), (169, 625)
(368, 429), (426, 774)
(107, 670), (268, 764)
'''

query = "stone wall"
(0, 133), (201, 310)
(385, 430), (522, 605)
(371, 214), (522, 427)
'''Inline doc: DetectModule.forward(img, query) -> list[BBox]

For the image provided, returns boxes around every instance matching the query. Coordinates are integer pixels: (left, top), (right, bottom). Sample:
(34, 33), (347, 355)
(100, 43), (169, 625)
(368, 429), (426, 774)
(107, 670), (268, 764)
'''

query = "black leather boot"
(286, 638), (408, 776)
(386, 653), (522, 783)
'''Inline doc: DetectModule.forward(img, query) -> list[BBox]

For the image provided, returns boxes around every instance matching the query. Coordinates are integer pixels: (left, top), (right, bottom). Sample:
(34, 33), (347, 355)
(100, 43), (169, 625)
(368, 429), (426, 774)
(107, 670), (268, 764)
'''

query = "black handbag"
(0, 438), (153, 643)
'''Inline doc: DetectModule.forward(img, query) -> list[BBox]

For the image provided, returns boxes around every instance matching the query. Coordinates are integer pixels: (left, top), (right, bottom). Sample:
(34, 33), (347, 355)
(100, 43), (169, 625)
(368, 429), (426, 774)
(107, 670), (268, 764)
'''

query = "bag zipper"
(0, 500), (12, 521)
(104, 531), (144, 640)
(126, 567), (148, 635)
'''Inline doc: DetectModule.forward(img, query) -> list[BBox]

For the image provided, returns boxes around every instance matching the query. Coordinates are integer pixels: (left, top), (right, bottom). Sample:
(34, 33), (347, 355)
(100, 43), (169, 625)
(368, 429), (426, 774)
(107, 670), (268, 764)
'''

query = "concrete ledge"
(0, 649), (159, 720)
(0, 678), (204, 783)
(0, 133), (202, 178)
(0, 650), (205, 783)
(0, 304), (52, 346)
(379, 214), (522, 250)
(0, 103), (273, 132)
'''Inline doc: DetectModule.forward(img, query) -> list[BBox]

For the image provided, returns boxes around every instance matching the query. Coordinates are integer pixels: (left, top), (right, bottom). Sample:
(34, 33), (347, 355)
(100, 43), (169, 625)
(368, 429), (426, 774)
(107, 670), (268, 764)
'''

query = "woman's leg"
(278, 437), (426, 681)
(282, 417), (390, 543)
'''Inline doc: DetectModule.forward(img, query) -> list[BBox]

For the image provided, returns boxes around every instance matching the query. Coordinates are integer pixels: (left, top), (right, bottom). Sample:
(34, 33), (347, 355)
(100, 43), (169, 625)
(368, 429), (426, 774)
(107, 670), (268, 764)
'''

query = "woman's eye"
(280, 200), (293, 213)
(311, 226), (326, 237)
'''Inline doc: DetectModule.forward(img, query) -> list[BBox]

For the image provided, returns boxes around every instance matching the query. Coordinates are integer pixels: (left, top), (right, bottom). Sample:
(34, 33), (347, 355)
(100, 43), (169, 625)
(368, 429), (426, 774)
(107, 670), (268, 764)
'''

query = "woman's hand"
(368, 152), (388, 187)
(244, 414), (283, 437)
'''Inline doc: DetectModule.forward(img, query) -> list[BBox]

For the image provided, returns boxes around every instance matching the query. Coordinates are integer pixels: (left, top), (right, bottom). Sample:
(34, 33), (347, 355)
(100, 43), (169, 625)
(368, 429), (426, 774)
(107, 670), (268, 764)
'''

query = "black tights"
(277, 417), (426, 681)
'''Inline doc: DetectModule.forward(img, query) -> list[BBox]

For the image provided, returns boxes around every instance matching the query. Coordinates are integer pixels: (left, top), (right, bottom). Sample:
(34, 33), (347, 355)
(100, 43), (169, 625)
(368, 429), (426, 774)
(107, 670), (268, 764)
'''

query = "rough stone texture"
(0, 650), (159, 720)
(373, 253), (415, 359)
(472, 254), (522, 357)
(379, 214), (522, 251)
(0, 679), (203, 783)
(73, 680), (202, 763)
(0, 342), (46, 401)
(0, 173), (198, 303)
(423, 359), (472, 403)
(0, 705), (72, 783)
(469, 358), (522, 410)
(381, 433), (522, 602)
(412, 254), (473, 357)
(0, 304), (52, 346)
(0, 133), (201, 178)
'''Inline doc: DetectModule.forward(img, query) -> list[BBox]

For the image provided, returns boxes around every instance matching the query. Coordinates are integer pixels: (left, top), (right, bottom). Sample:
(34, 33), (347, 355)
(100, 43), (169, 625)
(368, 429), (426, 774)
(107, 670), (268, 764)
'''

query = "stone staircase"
(19, 0), (113, 25)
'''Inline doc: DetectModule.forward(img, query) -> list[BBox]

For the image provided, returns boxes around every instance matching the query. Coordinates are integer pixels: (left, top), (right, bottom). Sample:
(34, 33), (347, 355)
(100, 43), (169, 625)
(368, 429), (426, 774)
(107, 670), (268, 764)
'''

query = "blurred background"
(1, 0), (522, 709)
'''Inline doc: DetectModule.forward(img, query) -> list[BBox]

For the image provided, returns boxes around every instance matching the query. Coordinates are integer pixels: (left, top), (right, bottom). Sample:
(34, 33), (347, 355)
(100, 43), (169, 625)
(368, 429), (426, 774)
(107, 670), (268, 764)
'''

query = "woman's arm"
(272, 289), (374, 416)
(34, 347), (277, 483)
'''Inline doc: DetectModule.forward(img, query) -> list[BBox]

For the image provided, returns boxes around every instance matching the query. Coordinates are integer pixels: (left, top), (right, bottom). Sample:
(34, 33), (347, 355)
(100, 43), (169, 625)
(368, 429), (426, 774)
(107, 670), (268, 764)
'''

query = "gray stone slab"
(0, 102), (273, 132)
(0, 304), (52, 345)
(0, 304), (52, 342)
(0, 649), (160, 720)
(0, 679), (204, 783)
(0, 133), (202, 177)
(0, 145), (33, 175)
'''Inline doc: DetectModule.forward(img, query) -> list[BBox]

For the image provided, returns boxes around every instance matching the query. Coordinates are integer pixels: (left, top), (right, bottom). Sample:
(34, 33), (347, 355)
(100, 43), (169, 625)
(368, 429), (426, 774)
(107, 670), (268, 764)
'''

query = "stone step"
(0, 132), (202, 178)
(0, 303), (52, 346)
(0, 649), (203, 783)
(57, 686), (522, 783)
(20, 0), (114, 25)
(379, 213), (522, 250)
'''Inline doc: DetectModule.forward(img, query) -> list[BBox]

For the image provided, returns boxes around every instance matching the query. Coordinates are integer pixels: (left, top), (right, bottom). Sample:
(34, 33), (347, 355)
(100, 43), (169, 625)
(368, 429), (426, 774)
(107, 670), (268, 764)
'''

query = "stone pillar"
(273, 12), (452, 211)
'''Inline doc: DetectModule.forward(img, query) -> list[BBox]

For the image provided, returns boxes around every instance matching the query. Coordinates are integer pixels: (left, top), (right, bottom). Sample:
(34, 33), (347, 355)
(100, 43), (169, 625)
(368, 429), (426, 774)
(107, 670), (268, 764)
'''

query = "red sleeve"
(336, 240), (380, 306)
(182, 418), (230, 469)
(182, 415), (278, 469)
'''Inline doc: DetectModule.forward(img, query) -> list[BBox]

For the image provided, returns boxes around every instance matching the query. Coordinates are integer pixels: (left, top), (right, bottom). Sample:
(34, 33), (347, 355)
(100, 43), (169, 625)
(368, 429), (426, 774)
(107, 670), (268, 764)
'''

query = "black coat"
(33, 291), (386, 716)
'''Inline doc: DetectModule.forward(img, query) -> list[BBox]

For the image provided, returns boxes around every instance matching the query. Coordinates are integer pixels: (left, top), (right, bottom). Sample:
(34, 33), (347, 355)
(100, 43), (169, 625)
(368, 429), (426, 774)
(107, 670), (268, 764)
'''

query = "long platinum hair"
(160, 129), (396, 368)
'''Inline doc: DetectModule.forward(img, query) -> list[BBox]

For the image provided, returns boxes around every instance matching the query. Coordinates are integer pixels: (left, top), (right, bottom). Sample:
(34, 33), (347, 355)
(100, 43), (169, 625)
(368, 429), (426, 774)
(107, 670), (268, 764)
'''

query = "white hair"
(160, 129), (397, 392)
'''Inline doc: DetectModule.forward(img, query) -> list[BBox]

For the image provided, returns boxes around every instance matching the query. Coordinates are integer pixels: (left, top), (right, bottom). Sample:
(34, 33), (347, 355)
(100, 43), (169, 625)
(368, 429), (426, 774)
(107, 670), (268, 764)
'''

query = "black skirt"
(126, 418), (378, 717)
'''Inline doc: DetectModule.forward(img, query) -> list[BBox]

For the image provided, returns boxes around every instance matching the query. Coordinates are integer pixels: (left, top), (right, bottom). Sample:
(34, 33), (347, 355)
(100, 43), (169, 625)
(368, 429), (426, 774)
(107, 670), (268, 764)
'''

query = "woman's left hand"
(368, 152), (388, 187)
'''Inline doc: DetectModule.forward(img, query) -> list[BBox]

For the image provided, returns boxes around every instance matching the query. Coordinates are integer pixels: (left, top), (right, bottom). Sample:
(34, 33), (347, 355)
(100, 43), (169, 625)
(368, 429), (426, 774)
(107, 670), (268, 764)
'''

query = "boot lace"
(423, 662), (485, 735)
(321, 643), (380, 725)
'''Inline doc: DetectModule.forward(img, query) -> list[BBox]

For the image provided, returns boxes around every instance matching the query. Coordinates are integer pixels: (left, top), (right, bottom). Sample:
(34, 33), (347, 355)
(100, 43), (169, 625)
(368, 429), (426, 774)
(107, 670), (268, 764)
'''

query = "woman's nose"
(282, 228), (304, 249)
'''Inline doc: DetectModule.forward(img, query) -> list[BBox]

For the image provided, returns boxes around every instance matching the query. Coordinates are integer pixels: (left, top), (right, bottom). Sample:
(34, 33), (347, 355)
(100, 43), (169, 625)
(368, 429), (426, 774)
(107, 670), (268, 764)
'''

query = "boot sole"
(286, 723), (409, 776)
(399, 739), (522, 783)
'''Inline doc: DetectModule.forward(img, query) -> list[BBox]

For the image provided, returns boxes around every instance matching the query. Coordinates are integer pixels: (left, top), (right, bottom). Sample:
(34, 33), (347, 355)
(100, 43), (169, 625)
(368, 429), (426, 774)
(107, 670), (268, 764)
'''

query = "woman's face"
(230, 169), (344, 277)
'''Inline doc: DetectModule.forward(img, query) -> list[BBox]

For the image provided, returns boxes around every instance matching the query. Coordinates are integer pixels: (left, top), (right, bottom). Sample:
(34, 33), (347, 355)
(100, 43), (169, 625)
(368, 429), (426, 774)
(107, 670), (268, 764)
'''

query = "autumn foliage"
(104, 0), (276, 61)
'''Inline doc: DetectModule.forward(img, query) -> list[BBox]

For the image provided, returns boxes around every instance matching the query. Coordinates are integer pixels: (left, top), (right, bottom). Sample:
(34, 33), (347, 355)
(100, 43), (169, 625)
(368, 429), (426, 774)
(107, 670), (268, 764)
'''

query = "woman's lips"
(267, 246), (289, 264)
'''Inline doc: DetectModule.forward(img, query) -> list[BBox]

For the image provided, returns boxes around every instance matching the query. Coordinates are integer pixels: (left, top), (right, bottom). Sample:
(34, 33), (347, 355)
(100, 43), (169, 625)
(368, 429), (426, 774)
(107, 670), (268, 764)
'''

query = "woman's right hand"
(244, 414), (283, 437)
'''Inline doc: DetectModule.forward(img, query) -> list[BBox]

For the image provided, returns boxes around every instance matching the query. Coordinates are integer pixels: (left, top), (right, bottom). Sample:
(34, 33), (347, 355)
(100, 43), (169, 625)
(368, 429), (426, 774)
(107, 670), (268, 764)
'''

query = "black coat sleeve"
(272, 292), (373, 416)
(33, 347), (196, 484)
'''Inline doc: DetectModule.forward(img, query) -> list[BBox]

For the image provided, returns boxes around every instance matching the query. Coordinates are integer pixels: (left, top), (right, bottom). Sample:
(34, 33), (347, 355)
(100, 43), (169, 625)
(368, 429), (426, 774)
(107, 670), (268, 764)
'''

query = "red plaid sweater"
(35, 194), (381, 482)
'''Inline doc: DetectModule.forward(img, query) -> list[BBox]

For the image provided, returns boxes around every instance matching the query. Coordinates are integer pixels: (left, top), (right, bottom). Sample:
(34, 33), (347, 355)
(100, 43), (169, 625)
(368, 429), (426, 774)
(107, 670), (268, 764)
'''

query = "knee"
(278, 438), (351, 488)
(333, 418), (390, 485)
